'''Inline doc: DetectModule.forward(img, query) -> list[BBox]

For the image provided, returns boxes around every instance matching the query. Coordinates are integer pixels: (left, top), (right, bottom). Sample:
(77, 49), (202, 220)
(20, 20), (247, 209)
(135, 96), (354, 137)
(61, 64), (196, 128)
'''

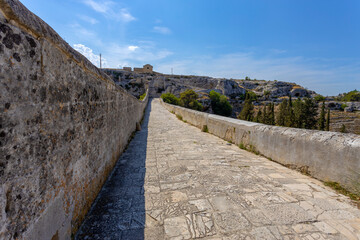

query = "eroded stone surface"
(77, 99), (360, 239)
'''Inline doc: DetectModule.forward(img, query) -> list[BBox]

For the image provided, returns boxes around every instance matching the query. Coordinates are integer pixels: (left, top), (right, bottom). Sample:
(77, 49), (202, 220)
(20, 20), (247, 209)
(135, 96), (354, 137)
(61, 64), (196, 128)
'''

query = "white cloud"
(107, 42), (172, 62)
(73, 42), (172, 69)
(128, 46), (139, 51)
(82, 0), (135, 22)
(73, 44), (108, 68)
(120, 9), (136, 22)
(78, 15), (98, 25)
(153, 26), (171, 35)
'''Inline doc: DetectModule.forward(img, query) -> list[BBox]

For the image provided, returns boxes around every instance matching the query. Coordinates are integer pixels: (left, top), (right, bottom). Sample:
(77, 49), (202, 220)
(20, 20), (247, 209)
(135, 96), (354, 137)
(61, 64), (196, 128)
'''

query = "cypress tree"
(293, 98), (304, 128)
(318, 101), (326, 130)
(239, 94), (254, 121)
(262, 103), (268, 124)
(303, 98), (318, 129)
(277, 99), (287, 126)
(326, 108), (330, 131)
(285, 96), (295, 127)
(255, 106), (262, 123)
(270, 103), (275, 125)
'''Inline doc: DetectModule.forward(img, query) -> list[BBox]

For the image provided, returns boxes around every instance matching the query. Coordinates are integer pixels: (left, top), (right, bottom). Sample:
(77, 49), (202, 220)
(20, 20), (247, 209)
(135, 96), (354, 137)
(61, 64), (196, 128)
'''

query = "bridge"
(1, 1), (360, 239)
(75, 99), (360, 239)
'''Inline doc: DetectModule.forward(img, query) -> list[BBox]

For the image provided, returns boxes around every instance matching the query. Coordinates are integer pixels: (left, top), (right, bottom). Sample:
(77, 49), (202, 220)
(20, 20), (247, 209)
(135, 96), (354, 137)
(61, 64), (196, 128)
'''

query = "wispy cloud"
(153, 26), (171, 35)
(78, 15), (98, 25)
(83, 0), (113, 13)
(82, 0), (136, 23)
(74, 43), (108, 68)
(70, 23), (97, 38)
(108, 42), (172, 63)
(120, 9), (136, 22)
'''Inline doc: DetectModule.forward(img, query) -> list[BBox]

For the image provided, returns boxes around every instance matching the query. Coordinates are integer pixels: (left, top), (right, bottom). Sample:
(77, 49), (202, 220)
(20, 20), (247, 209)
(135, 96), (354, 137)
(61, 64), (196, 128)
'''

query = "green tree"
(238, 93), (254, 121)
(314, 95), (325, 102)
(269, 103), (275, 125)
(246, 91), (258, 102)
(341, 90), (360, 101)
(326, 108), (330, 131)
(179, 89), (203, 111)
(318, 101), (326, 130)
(303, 98), (318, 129)
(161, 93), (180, 105)
(285, 95), (295, 127)
(255, 107), (262, 123)
(209, 90), (233, 116)
(262, 104), (268, 124)
(277, 99), (288, 126)
(293, 98), (305, 128)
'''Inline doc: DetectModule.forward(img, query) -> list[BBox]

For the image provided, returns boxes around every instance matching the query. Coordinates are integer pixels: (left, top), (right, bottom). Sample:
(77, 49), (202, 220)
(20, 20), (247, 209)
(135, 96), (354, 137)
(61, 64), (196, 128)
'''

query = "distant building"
(133, 64), (153, 73)
(143, 64), (153, 73)
(123, 67), (132, 71)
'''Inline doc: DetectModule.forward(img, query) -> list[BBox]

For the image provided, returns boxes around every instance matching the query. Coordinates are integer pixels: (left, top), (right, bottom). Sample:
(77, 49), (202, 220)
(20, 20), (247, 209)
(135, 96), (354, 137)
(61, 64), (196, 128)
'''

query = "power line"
(99, 53), (102, 69)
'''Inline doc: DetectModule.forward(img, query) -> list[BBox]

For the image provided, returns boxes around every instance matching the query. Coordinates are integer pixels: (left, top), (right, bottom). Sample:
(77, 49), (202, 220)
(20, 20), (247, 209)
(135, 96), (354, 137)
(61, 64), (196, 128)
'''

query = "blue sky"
(21, 0), (360, 96)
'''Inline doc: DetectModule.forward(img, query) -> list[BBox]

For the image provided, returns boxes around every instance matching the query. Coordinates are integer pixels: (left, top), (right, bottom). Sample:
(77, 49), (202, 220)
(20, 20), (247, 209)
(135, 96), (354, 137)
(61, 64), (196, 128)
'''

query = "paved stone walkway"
(76, 99), (360, 240)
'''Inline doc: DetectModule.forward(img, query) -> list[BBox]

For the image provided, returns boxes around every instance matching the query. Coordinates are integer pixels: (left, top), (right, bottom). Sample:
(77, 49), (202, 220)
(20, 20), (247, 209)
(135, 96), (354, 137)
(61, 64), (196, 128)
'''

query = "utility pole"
(99, 53), (102, 69)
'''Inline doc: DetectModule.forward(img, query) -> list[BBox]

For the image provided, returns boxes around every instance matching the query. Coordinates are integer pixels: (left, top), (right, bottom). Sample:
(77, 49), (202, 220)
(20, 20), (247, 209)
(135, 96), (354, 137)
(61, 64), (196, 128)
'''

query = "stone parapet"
(161, 100), (360, 195)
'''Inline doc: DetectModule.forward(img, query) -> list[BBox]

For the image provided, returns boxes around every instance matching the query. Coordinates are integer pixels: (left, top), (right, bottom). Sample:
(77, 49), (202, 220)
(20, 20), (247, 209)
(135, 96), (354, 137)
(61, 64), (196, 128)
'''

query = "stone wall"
(161, 100), (360, 195)
(0, 1), (148, 239)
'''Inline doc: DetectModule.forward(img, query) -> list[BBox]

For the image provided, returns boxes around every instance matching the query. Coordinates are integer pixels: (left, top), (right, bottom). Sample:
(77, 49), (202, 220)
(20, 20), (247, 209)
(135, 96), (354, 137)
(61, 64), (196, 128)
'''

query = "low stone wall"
(0, 1), (148, 239)
(161, 100), (360, 195)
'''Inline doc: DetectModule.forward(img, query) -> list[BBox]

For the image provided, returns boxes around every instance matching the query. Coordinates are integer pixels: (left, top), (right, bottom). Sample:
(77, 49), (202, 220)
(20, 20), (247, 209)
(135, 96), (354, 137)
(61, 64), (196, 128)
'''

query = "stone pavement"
(76, 99), (360, 240)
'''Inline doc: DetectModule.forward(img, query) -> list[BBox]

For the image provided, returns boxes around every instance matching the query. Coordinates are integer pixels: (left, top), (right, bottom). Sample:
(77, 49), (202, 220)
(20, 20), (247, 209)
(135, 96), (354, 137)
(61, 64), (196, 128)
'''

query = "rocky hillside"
(103, 68), (360, 134)
(103, 69), (316, 100)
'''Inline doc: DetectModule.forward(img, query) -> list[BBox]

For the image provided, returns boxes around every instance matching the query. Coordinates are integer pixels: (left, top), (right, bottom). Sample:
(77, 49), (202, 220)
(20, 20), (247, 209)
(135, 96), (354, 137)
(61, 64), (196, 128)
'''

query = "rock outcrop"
(103, 69), (315, 100)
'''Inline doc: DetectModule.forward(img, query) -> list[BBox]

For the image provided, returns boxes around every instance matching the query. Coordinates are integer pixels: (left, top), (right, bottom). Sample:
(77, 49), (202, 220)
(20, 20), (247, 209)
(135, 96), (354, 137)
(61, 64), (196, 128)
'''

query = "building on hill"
(134, 64), (153, 73)
(123, 67), (132, 71)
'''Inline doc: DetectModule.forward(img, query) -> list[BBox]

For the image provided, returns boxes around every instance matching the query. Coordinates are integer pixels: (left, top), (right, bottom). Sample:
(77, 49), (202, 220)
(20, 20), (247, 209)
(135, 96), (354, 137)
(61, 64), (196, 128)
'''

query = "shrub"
(314, 95), (325, 102)
(176, 114), (183, 121)
(341, 90), (360, 102)
(246, 91), (258, 101)
(340, 104), (348, 111)
(139, 92), (146, 101)
(179, 89), (203, 111)
(209, 90), (232, 116)
(340, 124), (347, 133)
(202, 125), (209, 133)
(161, 93), (180, 105)
(239, 143), (246, 150)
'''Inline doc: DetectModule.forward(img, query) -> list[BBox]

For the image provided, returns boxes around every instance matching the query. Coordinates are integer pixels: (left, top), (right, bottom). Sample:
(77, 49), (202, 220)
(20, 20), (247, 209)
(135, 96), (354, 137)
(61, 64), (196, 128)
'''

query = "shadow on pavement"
(75, 100), (152, 240)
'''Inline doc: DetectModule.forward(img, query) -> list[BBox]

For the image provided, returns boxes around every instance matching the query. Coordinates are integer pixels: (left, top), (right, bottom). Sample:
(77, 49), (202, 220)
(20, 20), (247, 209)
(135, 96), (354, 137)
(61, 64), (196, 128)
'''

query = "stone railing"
(0, 0), (148, 239)
(161, 100), (360, 195)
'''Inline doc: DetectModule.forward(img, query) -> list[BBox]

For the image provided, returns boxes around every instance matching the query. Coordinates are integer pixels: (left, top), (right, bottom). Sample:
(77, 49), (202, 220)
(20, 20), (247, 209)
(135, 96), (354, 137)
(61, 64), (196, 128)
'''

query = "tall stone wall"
(0, 1), (148, 239)
(161, 100), (360, 195)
